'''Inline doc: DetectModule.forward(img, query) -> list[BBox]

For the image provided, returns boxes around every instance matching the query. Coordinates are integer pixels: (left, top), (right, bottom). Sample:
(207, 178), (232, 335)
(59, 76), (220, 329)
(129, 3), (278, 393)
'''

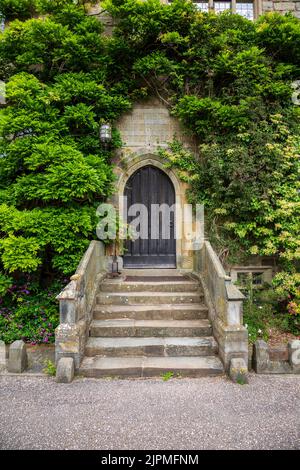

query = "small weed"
(236, 374), (247, 385)
(161, 371), (174, 381)
(43, 359), (56, 376)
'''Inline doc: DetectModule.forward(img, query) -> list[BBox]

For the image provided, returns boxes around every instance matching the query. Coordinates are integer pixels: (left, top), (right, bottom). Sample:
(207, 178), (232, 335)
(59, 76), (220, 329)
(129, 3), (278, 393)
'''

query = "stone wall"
(108, 97), (198, 271)
(56, 241), (107, 369)
(116, 97), (197, 152)
(87, 1), (300, 22)
(194, 241), (248, 371)
(262, 1), (300, 18)
(253, 339), (300, 373)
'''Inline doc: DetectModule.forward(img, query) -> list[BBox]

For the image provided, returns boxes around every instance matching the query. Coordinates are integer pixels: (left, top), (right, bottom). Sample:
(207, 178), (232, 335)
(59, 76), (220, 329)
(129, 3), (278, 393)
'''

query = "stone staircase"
(79, 271), (224, 378)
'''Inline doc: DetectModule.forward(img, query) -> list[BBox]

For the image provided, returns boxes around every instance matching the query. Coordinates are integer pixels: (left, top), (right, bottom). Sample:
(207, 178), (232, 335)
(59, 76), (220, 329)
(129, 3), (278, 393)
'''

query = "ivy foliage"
(0, 0), (131, 277)
(0, 0), (299, 319)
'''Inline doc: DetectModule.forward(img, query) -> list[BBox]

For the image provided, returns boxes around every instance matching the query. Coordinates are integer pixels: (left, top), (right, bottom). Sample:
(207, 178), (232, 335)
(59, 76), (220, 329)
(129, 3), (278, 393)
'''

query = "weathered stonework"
(253, 339), (300, 374)
(0, 340), (7, 370)
(7, 340), (28, 373)
(87, 1), (300, 26)
(263, 1), (298, 14)
(194, 241), (248, 371)
(288, 340), (300, 373)
(116, 97), (197, 152)
(229, 357), (249, 384)
(56, 357), (74, 384)
(55, 241), (107, 370)
(109, 97), (198, 271)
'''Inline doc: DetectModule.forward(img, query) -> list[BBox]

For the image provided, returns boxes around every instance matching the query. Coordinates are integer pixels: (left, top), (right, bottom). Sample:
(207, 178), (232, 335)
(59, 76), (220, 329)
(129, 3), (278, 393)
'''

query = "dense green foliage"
(0, 0), (130, 281)
(0, 0), (299, 340)
(0, 276), (63, 343)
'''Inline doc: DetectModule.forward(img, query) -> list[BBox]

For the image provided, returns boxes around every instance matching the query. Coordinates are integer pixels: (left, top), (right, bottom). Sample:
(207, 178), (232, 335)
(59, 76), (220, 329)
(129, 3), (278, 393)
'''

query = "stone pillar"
(56, 357), (74, 384)
(55, 320), (87, 370)
(0, 340), (7, 370)
(7, 340), (28, 373)
(253, 340), (269, 373)
(288, 340), (300, 373)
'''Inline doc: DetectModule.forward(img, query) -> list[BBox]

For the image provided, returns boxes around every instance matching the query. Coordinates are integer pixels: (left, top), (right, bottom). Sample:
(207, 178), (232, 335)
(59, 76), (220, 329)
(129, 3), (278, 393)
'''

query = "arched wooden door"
(123, 165), (176, 268)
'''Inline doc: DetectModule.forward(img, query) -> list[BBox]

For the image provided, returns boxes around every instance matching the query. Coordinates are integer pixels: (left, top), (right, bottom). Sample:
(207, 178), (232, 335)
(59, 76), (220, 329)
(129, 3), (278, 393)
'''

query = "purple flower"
(21, 289), (30, 295)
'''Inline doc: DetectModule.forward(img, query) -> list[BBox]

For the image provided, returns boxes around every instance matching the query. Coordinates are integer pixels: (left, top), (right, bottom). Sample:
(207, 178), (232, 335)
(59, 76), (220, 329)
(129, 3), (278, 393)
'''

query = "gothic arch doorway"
(123, 165), (176, 268)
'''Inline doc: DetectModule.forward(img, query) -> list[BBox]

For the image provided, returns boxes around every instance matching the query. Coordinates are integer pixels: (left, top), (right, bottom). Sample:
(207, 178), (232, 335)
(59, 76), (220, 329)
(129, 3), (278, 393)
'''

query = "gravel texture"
(0, 374), (299, 450)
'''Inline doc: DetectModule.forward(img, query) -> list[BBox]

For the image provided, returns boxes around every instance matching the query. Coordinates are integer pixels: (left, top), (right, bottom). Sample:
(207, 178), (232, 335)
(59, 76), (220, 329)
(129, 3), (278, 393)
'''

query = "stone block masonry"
(253, 339), (300, 374)
(56, 357), (74, 383)
(0, 340), (7, 370)
(7, 340), (28, 373)
(262, 1), (300, 17)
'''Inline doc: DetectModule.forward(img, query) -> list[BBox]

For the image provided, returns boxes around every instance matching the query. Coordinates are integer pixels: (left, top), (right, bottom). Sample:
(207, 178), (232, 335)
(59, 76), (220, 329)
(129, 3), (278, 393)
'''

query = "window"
(236, 1), (254, 20)
(236, 271), (264, 287)
(237, 272), (251, 286)
(188, 1), (256, 20)
(194, 2), (209, 12)
(214, 2), (231, 14)
(252, 272), (263, 286)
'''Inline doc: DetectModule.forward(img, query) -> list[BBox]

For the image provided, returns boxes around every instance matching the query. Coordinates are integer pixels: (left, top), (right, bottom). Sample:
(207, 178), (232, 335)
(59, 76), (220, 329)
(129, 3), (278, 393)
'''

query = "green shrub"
(0, 0), (38, 21)
(243, 284), (300, 343)
(0, 277), (62, 344)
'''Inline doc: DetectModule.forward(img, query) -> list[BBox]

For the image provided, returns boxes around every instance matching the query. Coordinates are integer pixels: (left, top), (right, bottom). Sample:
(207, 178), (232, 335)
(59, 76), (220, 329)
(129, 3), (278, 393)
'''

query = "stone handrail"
(55, 240), (107, 369)
(193, 240), (248, 370)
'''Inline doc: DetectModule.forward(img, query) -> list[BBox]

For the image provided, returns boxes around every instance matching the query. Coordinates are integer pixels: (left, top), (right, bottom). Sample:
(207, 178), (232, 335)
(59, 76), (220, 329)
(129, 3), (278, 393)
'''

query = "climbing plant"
(0, 0), (299, 323)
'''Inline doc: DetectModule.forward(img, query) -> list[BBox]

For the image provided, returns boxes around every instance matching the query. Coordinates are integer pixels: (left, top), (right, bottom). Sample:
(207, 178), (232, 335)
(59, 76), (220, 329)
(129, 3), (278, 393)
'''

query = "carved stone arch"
(108, 152), (192, 270)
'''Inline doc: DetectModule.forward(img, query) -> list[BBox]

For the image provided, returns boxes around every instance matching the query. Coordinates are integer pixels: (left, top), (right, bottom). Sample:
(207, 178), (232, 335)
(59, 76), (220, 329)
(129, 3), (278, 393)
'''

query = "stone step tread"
(91, 319), (211, 328)
(100, 282), (199, 290)
(101, 281), (199, 286)
(79, 355), (224, 377)
(86, 336), (217, 349)
(85, 336), (218, 357)
(93, 303), (209, 321)
(121, 269), (186, 276)
(98, 291), (202, 297)
(94, 304), (208, 313)
(99, 281), (200, 292)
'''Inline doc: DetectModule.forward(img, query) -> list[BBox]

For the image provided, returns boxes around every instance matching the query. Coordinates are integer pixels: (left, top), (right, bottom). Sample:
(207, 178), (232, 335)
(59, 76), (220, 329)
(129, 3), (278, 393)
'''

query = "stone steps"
(96, 291), (203, 305)
(80, 271), (224, 378)
(90, 319), (212, 338)
(93, 303), (208, 320)
(85, 336), (218, 357)
(79, 355), (224, 378)
(100, 280), (200, 293)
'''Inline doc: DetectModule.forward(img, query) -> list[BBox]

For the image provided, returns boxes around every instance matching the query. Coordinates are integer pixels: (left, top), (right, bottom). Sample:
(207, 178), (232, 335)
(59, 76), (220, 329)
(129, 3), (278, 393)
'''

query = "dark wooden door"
(123, 165), (176, 268)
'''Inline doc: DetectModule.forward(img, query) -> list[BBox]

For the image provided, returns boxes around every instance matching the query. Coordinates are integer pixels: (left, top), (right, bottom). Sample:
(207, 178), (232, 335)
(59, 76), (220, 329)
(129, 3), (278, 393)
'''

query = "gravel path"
(0, 374), (299, 450)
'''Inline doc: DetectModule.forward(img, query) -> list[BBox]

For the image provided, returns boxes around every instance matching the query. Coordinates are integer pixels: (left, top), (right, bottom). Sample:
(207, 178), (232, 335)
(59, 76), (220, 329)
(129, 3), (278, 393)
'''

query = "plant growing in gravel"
(161, 371), (174, 381)
(43, 359), (56, 376)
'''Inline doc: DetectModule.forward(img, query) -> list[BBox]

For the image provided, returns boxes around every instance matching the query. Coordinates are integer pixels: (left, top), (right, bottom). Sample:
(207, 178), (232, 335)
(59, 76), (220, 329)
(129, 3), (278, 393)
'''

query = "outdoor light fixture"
(99, 122), (112, 148)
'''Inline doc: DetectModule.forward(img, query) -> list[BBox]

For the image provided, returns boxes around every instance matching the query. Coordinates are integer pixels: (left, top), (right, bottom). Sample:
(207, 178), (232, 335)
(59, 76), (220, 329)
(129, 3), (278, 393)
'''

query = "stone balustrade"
(193, 240), (248, 371)
(55, 241), (107, 369)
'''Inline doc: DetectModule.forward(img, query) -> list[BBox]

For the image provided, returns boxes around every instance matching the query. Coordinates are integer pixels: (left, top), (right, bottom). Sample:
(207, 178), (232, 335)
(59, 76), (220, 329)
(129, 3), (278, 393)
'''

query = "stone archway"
(109, 153), (193, 271)
(106, 97), (197, 271)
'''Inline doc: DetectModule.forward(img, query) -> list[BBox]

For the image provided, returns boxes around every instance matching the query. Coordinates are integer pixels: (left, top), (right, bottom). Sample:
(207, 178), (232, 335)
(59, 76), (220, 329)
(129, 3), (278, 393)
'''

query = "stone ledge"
(253, 339), (300, 374)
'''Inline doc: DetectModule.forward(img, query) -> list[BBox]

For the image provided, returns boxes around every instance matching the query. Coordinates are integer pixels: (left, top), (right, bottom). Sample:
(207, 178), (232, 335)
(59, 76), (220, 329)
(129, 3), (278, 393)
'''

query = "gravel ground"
(0, 374), (299, 450)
